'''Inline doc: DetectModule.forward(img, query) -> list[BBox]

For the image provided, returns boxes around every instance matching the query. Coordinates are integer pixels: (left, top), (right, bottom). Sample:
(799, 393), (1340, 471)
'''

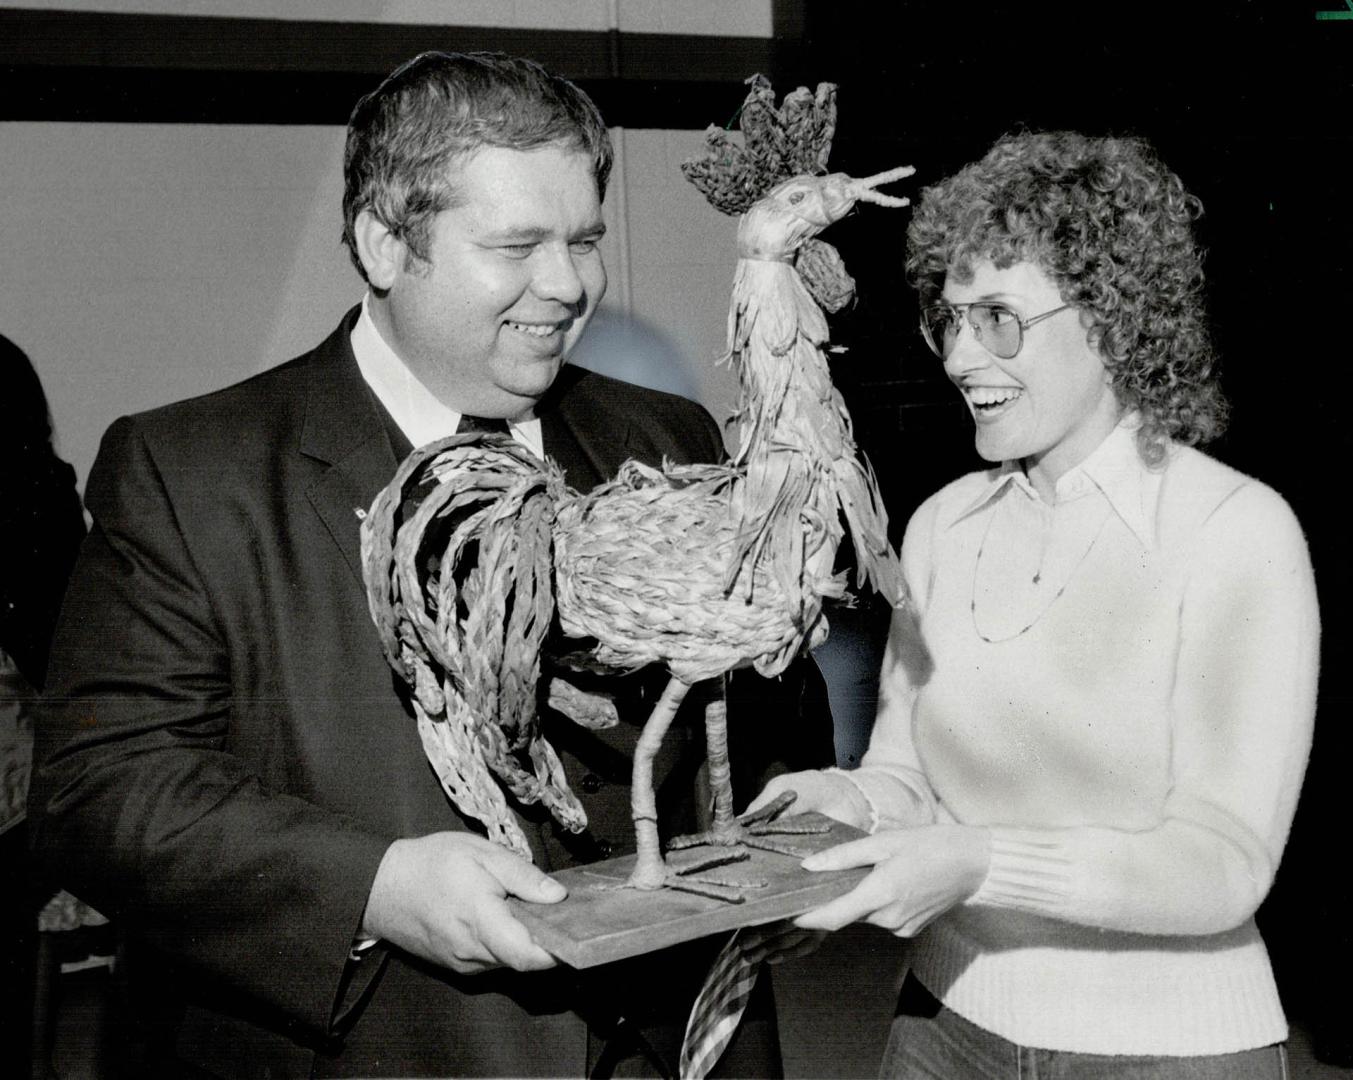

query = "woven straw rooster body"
(361, 79), (911, 898)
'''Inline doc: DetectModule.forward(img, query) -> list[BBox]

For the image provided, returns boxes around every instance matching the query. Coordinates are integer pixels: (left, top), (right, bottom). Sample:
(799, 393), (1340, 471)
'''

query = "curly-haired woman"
(754, 131), (1319, 1078)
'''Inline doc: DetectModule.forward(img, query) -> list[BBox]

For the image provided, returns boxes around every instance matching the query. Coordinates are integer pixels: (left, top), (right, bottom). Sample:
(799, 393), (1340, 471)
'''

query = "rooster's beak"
(848, 165), (915, 208)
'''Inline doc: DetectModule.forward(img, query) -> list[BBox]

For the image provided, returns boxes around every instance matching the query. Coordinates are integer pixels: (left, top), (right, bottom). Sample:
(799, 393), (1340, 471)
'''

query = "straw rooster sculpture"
(361, 77), (910, 901)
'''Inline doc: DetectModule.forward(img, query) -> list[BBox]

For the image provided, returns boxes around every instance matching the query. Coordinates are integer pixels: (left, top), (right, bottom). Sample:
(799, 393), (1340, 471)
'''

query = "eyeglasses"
(920, 301), (1072, 360)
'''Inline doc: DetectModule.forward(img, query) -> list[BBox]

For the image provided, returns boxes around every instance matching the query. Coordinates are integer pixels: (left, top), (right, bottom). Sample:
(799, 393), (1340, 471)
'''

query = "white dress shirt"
(349, 294), (544, 459)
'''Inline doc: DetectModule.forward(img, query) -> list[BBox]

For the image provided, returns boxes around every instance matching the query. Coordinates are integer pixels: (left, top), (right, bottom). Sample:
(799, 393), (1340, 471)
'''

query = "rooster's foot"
(585, 847), (768, 903)
(667, 790), (832, 856)
(666, 846), (771, 900)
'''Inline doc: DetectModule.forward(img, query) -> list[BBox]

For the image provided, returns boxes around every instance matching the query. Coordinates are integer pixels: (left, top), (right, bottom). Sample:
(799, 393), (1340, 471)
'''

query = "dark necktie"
(456, 414), (511, 435)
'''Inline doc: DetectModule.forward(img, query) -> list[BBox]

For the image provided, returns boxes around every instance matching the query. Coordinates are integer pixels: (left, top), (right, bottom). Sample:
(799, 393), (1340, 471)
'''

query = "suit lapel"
(542, 409), (606, 491)
(299, 308), (401, 585)
(299, 338), (640, 584)
(541, 366), (636, 492)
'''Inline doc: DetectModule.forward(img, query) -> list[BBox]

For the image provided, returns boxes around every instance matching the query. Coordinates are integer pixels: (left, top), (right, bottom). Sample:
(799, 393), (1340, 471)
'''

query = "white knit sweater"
(840, 421), (1320, 1055)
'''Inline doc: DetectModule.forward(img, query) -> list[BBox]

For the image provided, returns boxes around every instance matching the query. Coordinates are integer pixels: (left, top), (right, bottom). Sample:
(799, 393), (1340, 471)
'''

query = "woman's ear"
(353, 210), (406, 290)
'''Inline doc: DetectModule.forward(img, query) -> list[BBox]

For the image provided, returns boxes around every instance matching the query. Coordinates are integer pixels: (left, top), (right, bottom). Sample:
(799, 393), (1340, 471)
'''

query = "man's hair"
(341, 51), (613, 281)
(907, 130), (1227, 463)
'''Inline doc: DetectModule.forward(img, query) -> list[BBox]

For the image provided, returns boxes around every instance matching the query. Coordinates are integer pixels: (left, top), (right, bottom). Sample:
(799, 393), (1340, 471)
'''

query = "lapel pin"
(353, 507), (367, 520)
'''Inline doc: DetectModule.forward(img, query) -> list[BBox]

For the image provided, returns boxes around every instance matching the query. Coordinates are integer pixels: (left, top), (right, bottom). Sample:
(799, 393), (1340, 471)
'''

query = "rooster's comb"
(681, 74), (837, 217)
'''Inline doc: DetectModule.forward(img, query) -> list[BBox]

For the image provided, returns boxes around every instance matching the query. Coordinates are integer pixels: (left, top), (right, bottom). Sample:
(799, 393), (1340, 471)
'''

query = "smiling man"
(350, 125), (609, 423)
(30, 52), (820, 1078)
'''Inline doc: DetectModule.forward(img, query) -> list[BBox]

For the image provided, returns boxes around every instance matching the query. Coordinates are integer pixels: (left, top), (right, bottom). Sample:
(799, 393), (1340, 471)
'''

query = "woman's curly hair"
(906, 130), (1227, 463)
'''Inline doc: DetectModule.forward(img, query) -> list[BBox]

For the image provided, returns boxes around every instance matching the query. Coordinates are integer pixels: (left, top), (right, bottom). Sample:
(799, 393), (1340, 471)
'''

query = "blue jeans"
(880, 974), (1288, 1079)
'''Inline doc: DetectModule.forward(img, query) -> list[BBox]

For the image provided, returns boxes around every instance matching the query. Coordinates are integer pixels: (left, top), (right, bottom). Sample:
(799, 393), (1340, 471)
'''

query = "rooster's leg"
(612, 675), (776, 902)
(627, 675), (692, 890)
(668, 675), (832, 856)
(702, 675), (740, 843)
(666, 676), (768, 853)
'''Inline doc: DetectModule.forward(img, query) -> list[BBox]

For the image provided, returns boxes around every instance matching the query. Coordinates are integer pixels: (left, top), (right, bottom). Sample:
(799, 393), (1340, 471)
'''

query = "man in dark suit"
(30, 51), (829, 1077)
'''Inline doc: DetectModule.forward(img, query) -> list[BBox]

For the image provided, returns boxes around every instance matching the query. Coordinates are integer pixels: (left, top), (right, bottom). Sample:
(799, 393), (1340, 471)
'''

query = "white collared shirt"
(349, 294), (544, 459)
(946, 417), (1157, 546)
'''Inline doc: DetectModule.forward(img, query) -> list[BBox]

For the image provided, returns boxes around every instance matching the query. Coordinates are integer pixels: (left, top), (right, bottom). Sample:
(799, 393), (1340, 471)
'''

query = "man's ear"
(354, 210), (406, 290)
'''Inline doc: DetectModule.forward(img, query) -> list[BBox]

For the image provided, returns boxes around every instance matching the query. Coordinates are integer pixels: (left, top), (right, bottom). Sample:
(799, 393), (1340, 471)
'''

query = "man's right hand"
(360, 832), (566, 975)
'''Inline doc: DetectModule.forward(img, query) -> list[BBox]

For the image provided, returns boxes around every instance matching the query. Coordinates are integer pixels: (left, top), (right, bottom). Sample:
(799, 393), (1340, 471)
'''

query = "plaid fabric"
(679, 929), (760, 1079)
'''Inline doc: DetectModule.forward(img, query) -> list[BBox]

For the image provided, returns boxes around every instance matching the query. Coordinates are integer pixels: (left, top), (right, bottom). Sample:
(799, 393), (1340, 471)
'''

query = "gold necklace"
(969, 501), (1112, 644)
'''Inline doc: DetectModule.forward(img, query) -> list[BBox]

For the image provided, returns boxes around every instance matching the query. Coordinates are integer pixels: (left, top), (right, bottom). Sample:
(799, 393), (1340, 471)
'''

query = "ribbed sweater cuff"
(969, 828), (1074, 915)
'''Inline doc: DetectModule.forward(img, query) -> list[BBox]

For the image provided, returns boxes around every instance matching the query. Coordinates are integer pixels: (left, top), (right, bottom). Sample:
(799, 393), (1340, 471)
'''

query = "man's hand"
(361, 832), (566, 974)
(744, 769), (873, 832)
(793, 825), (991, 938)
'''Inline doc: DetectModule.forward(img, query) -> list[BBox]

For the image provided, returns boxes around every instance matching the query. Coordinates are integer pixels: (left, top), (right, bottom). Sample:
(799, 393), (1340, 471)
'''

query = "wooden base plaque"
(508, 812), (868, 969)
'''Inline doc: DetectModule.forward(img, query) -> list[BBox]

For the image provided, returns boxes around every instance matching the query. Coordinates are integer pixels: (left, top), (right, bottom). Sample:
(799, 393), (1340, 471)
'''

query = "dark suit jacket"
(31, 309), (830, 1078)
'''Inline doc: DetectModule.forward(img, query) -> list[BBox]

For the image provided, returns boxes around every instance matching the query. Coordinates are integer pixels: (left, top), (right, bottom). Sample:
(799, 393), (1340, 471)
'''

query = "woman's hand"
(793, 825), (991, 938)
(744, 769), (873, 832)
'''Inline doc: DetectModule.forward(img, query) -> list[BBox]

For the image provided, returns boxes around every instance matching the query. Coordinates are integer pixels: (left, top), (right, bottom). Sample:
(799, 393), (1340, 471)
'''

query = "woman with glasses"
(752, 131), (1319, 1078)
